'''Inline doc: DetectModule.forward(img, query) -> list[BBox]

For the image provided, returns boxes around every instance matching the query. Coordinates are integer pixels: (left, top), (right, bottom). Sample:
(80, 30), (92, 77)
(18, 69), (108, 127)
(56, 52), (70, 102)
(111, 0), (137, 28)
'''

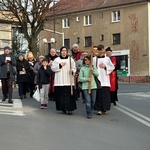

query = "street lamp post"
(43, 38), (48, 55)
(44, 28), (64, 46)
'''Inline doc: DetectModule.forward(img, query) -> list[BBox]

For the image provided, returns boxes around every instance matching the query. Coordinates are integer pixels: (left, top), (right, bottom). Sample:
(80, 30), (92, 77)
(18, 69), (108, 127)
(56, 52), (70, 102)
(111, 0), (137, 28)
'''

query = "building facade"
(42, 0), (150, 82)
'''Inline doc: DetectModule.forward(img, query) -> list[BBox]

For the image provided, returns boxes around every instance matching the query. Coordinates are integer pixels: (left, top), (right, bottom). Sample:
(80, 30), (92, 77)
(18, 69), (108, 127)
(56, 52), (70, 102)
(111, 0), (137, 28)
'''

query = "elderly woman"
(16, 53), (30, 99)
(33, 55), (45, 85)
(26, 51), (37, 97)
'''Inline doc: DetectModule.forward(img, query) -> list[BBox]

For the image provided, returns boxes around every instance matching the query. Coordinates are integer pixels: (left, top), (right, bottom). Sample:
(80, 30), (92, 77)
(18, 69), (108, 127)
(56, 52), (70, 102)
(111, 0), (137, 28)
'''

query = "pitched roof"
(56, 0), (148, 15)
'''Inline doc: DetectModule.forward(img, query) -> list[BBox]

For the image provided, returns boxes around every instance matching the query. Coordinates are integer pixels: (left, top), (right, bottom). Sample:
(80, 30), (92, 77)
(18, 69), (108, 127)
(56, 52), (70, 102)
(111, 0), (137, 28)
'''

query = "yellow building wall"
(0, 23), (12, 54)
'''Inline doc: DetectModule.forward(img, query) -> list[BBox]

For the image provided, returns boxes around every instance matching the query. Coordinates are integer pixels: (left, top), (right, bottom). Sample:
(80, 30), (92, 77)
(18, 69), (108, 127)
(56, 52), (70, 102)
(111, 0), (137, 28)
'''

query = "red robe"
(109, 56), (118, 91)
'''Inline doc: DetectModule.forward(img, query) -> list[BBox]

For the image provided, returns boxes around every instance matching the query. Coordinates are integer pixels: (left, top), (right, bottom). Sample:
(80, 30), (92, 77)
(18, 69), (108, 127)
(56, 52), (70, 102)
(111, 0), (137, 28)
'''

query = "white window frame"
(62, 18), (70, 28)
(84, 15), (92, 26)
(112, 10), (120, 22)
(76, 16), (79, 22)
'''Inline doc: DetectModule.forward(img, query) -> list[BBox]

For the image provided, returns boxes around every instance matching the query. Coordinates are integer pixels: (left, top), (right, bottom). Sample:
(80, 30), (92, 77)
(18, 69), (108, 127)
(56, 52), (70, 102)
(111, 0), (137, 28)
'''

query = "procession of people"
(0, 43), (120, 119)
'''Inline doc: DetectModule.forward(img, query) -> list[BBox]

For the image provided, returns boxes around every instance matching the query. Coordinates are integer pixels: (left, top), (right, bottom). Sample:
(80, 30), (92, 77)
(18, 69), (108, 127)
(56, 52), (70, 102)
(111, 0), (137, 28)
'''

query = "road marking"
(114, 103), (150, 128)
(118, 92), (150, 98)
(0, 99), (25, 116)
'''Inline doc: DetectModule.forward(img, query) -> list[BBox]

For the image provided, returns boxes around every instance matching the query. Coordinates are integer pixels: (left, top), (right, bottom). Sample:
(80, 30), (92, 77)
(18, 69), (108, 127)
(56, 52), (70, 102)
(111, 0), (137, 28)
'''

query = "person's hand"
(4, 60), (8, 64)
(22, 68), (25, 72)
(48, 60), (53, 66)
(38, 83), (42, 89)
(99, 63), (106, 68)
(88, 78), (92, 82)
(61, 62), (66, 66)
(69, 70), (73, 75)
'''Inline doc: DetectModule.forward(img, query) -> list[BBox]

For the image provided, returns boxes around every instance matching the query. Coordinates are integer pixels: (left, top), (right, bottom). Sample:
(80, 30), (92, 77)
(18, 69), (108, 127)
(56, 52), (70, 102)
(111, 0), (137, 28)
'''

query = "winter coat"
(27, 60), (37, 84)
(0, 53), (16, 79)
(33, 61), (42, 84)
(37, 65), (51, 85)
(79, 64), (99, 90)
(16, 59), (30, 83)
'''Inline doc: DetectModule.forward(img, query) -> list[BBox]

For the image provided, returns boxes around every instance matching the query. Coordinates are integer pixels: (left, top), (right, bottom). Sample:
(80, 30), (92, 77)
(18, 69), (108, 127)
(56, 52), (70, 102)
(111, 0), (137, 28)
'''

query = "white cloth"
(51, 57), (76, 86)
(93, 56), (115, 87)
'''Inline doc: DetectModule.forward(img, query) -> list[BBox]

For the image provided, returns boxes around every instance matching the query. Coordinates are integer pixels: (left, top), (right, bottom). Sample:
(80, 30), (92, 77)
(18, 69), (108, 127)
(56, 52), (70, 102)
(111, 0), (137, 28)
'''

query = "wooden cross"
(78, 43), (105, 93)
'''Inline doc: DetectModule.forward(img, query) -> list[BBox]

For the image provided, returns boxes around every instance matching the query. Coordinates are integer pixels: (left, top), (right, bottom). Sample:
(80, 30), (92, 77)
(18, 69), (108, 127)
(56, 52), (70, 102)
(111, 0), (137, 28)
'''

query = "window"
(100, 35), (104, 41)
(62, 18), (70, 28)
(76, 17), (79, 22)
(113, 33), (121, 45)
(85, 36), (92, 47)
(84, 15), (92, 26)
(64, 39), (70, 49)
(112, 11), (120, 22)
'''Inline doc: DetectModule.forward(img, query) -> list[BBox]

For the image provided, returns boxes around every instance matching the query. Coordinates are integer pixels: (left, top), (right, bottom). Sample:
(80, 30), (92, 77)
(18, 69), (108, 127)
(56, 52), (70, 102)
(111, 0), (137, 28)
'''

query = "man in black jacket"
(37, 59), (51, 109)
(0, 46), (16, 103)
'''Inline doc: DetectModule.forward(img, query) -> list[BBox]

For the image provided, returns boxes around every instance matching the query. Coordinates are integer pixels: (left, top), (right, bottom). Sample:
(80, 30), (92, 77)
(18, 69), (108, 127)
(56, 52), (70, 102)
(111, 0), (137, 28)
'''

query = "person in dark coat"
(25, 51), (37, 97)
(45, 48), (58, 101)
(16, 53), (30, 99)
(70, 44), (82, 101)
(33, 55), (45, 85)
(0, 46), (16, 103)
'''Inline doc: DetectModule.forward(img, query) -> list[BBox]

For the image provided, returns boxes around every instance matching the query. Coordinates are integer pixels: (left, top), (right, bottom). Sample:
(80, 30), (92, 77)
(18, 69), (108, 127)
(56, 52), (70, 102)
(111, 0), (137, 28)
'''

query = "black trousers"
(1, 76), (13, 98)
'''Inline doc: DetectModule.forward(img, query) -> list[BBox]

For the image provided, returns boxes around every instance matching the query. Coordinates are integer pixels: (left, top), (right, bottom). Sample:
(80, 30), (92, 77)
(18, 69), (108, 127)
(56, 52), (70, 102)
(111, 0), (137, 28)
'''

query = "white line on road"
(0, 99), (25, 116)
(114, 103), (150, 128)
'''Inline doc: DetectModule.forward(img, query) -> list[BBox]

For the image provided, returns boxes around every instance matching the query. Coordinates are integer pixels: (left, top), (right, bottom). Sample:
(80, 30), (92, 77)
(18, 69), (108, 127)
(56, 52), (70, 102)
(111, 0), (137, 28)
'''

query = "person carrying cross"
(79, 55), (99, 119)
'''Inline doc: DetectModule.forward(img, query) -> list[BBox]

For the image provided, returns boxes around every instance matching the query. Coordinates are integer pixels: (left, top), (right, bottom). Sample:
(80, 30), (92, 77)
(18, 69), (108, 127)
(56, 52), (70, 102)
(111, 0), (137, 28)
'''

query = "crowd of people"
(0, 44), (120, 119)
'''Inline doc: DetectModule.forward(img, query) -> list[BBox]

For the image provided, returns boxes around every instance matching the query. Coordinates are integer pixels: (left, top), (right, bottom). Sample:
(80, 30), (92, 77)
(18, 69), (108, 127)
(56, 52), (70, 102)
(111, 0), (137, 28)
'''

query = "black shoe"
(2, 96), (6, 101)
(67, 111), (72, 115)
(24, 95), (27, 99)
(62, 110), (66, 114)
(8, 99), (13, 104)
(19, 96), (23, 99)
(87, 115), (92, 119)
(113, 102), (117, 106)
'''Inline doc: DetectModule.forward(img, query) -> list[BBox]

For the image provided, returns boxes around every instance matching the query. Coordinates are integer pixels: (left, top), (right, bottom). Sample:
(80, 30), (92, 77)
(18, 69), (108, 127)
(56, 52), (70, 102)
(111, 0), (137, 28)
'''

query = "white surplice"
(51, 56), (76, 86)
(93, 56), (115, 87)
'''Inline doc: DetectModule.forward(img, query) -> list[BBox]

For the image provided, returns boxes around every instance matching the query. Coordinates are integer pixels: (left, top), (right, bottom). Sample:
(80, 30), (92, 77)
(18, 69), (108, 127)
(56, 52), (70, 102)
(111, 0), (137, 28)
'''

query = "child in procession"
(79, 55), (99, 119)
(37, 59), (51, 109)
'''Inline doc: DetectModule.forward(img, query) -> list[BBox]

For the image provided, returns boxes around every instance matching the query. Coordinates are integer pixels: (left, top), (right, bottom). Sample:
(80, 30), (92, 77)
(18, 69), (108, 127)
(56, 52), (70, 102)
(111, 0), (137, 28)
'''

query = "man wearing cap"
(0, 46), (16, 103)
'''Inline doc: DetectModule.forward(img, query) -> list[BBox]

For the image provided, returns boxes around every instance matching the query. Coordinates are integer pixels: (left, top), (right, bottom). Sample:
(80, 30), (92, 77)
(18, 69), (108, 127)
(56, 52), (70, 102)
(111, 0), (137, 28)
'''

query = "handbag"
(33, 88), (40, 102)
(94, 76), (101, 89)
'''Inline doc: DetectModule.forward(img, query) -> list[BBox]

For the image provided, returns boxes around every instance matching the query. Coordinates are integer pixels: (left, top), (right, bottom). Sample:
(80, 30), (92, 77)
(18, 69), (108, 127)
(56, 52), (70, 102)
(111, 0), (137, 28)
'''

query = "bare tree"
(0, 0), (75, 56)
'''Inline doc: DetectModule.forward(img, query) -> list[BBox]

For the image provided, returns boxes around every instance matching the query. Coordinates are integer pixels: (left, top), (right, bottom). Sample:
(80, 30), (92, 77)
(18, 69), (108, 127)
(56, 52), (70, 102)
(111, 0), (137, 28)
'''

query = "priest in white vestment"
(93, 44), (115, 115)
(51, 46), (77, 115)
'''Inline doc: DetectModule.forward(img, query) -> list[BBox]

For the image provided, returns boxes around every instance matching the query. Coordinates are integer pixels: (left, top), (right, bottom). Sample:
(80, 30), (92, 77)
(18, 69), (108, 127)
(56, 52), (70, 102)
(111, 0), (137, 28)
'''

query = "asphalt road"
(0, 83), (150, 150)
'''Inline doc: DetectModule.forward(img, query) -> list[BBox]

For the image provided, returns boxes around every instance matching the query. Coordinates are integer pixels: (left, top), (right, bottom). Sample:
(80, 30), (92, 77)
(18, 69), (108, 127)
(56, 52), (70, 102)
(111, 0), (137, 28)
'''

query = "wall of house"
(0, 23), (12, 54)
(45, 2), (150, 82)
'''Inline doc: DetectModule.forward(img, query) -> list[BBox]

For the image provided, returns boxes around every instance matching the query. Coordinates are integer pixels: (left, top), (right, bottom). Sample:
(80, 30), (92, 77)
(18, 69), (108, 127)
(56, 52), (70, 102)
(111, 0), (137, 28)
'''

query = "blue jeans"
(83, 89), (97, 116)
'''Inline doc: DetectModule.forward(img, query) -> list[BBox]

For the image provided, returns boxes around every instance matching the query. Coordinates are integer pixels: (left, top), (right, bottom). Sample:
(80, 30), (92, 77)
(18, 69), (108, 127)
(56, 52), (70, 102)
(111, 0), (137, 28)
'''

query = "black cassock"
(94, 87), (111, 112)
(55, 86), (77, 112)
